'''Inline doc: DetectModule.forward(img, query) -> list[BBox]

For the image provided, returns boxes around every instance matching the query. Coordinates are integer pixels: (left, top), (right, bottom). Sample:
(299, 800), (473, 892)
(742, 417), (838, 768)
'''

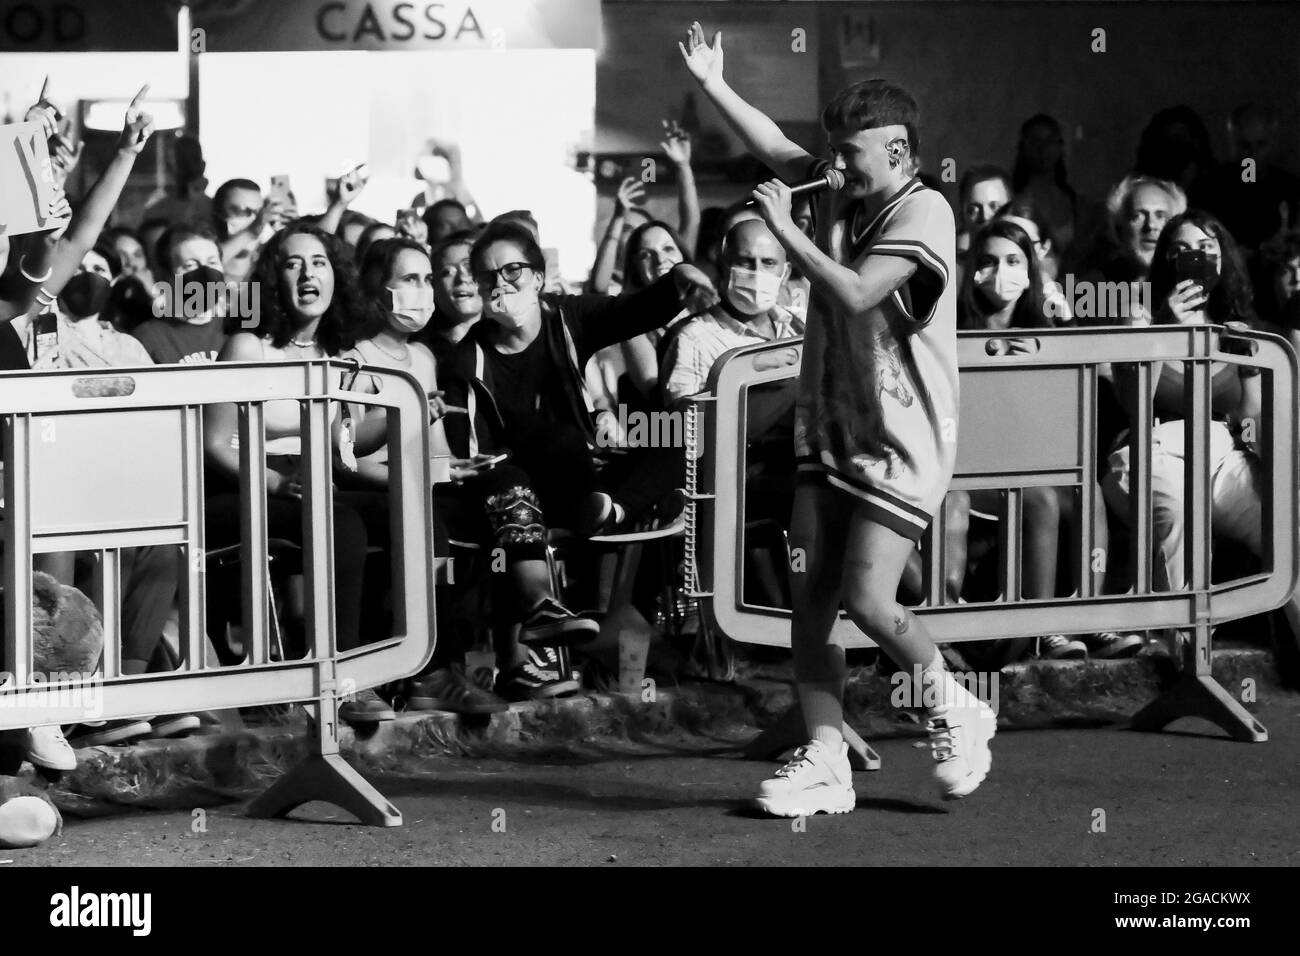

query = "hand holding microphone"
(747, 168), (845, 234)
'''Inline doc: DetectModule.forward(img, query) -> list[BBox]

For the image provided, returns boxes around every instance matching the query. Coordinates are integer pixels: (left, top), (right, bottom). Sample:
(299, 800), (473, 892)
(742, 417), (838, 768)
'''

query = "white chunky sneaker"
(26, 725), (77, 771)
(925, 676), (997, 800)
(754, 739), (855, 817)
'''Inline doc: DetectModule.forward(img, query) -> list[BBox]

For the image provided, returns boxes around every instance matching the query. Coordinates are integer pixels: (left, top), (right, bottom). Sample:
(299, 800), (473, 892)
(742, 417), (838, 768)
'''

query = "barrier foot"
(247, 753), (403, 826)
(1131, 674), (1267, 742)
(742, 704), (882, 771)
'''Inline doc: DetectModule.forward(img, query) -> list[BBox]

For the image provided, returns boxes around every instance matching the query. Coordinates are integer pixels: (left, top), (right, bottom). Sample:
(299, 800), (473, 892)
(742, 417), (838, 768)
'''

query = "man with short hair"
(128, 224), (229, 365)
(662, 218), (803, 409)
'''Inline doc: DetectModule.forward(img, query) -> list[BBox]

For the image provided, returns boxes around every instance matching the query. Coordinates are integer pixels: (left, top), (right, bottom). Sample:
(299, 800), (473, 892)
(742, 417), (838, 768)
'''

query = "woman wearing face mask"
(958, 221), (1142, 660)
(356, 237), (596, 704)
(204, 223), (397, 725)
(465, 221), (716, 537)
(1104, 211), (1300, 653)
(44, 248), (153, 368)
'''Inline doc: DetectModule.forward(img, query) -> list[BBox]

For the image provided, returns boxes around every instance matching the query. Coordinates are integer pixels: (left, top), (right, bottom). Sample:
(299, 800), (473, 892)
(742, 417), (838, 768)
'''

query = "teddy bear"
(0, 570), (102, 847)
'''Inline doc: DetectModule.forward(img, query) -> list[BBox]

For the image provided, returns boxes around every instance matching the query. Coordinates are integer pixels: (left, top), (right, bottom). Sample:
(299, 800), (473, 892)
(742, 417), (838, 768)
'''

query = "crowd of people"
(0, 27), (1298, 795)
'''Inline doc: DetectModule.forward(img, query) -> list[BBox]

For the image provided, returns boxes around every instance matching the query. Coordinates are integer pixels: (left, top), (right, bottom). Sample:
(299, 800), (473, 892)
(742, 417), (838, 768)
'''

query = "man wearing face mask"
(129, 225), (231, 365)
(662, 218), (804, 410)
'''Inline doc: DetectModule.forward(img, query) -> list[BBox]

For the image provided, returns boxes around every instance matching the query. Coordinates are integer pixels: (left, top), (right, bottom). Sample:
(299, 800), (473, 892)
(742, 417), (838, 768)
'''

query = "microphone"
(744, 168), (846, 207)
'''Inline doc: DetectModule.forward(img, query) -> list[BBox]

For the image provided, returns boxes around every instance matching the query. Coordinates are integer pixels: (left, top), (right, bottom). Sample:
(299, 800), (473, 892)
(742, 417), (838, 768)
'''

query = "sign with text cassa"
(0, 0), (175, 52)
(189, 0), (600, 52)
(0, 121), (68, 240)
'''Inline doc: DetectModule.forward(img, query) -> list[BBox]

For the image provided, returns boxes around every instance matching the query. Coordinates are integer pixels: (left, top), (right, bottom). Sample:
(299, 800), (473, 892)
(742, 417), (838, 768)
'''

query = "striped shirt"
(661, 305), (803, 406)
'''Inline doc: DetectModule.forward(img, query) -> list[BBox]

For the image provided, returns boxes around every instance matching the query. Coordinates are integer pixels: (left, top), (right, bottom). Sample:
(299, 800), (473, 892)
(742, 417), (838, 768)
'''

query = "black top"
(491, 333), (553, 435)
(0, 323), (29, 371)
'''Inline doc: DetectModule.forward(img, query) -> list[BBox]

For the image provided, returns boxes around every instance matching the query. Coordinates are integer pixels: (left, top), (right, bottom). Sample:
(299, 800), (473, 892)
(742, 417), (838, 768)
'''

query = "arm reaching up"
(661, 120), (701, 254)
(678, 21), (811, 184)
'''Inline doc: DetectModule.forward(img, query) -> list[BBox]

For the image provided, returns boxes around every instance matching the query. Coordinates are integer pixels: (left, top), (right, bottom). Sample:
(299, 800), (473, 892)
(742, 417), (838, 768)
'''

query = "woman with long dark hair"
(203, 224), (395, 725)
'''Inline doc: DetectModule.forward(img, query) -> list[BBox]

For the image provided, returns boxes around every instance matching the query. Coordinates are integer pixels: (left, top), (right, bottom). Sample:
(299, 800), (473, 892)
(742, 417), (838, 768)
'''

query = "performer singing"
(681, 22), (996, 815)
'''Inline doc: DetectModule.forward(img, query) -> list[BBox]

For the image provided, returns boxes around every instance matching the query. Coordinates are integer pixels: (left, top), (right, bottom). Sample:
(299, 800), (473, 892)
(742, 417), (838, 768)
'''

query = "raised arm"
(319, 165), (366, 236)
(679, 21), (811, 184)
(661, 121), (701, 253)
(588, 177), (645, 294)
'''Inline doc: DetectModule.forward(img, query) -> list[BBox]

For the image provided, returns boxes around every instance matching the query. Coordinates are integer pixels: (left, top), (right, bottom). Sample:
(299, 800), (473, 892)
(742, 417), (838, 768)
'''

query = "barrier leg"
(247, 702), (403, 826)
(1131, 623), (1267, 742)
(742, 703), (882, 771)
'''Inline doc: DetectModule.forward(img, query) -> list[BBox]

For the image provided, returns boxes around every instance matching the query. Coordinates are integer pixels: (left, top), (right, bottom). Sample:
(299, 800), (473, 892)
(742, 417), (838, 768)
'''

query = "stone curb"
(37, 647), (1292, 813)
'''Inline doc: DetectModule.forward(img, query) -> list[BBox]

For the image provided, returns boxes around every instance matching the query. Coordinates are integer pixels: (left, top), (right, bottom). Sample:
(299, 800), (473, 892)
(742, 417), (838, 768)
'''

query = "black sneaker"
(339, 688), (396, 725)
(496, 647), (581, 702)
(408, 667), (509, 715)
(519, 597), (600, 648)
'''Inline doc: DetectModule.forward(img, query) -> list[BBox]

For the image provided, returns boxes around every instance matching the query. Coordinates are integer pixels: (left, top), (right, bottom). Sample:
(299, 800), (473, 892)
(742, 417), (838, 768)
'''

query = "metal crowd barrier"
(0, 360), (439, 826)
(686, 325), (1298, 744)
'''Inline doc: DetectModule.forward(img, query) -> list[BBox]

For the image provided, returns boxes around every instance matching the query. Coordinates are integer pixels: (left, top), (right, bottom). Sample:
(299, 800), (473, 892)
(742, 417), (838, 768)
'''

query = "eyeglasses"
(473, 261), (533, 287)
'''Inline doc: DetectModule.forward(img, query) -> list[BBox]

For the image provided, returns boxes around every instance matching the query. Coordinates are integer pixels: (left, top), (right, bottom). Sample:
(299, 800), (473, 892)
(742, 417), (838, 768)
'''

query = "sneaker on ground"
(339, 688), (396, 724)
(754, 739), (855, 818)
(66, 719), (154, 747)
(925, 676), (997, 800)
(1037, 634), (1088, 660)
(149, 714), (203, 739)
(495, 647), (581, 702)
(519, 597), (600, 648)
(408, 667), (509, 715)
(25, 725), (77, 771)
(1087, 632), (1145, 659)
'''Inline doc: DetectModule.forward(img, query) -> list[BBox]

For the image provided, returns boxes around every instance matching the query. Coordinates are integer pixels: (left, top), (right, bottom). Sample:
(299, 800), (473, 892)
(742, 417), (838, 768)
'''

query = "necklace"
(289, 337), (317, 349)
(369, 338), (410, 363)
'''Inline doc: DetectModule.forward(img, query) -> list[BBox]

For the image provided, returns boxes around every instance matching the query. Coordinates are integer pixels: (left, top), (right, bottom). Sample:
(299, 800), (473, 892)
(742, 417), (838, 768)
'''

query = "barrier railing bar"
(1079, 364), (1098, 599)
(94, 549), (123, 680)
(31, 527), (187, 551)
(1000, 488), (1022, 603)
(237, 401), (271, 667)
(181, 403), (205, 672)
(4, 415), (33, 687)
(1129, 361), (1153, 595)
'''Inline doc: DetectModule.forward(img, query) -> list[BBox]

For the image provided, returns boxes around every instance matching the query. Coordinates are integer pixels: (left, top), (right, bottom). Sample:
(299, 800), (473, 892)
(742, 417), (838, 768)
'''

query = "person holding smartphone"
(1104, 210), (1300, 652)
(355, 237), (598, 705)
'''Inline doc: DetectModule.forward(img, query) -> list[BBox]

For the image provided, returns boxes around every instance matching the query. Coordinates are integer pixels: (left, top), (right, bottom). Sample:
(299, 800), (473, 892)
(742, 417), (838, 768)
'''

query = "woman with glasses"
(355, 236), (596, 705)
(465, 220), (716, 537)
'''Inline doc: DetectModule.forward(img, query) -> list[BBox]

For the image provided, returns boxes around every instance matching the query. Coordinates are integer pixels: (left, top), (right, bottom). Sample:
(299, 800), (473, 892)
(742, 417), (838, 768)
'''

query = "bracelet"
(19, 257), (53, 283)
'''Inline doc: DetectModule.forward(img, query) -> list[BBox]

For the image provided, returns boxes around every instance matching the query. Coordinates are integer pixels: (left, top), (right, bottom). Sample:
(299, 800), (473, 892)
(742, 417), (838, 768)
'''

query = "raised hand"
(670, 261), (720, 314)
(614, 176), (646, 216)
(24, 76), (60, 139)
(117, 85), (155, 155)
(660, 120), (692, 165)
(678, 21), (724, 88)
(43, 183), (72, 241)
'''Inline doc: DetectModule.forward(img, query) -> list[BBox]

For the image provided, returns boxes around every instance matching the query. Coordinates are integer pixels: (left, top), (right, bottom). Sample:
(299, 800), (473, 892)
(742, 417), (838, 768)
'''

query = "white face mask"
(387, 285), (434, 332)
(225, 214), (256, 237)
(975, 264), (1030, 305)
(727, 265), (786, 316)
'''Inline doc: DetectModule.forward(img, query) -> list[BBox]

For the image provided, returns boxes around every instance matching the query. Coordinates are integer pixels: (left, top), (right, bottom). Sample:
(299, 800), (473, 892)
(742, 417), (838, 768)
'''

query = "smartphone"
(34, 311), (58, 358)
(325, 177), (340, 201)
(269, 174), (292, 205)
(1174, 248), (1211, 288)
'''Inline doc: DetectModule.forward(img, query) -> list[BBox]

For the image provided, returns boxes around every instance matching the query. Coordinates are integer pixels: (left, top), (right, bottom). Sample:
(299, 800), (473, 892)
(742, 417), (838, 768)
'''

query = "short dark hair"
(821, 79), (920, 153)
(155, 222), (219, 272)
(90, 241), (123, 277)
(213, 178), (261, 215)
(430, 229), (478, 268)
(359, 236), (432, 300)
(469, 221), (545, 277)
(959, 165), (1013, 206)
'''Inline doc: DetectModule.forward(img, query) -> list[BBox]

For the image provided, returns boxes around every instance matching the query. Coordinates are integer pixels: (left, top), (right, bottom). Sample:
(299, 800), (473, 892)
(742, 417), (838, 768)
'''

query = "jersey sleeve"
(869, 190), (954, 328)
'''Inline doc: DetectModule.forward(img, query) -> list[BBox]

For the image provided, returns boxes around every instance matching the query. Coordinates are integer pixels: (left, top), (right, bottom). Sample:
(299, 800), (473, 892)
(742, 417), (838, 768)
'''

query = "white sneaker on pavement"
(925, 675), (997, 800)
(754, 738), (855, 818)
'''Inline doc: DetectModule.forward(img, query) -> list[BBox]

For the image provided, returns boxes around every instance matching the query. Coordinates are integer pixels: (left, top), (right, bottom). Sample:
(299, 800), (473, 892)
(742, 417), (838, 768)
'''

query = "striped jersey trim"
(796, 468), (930, 542)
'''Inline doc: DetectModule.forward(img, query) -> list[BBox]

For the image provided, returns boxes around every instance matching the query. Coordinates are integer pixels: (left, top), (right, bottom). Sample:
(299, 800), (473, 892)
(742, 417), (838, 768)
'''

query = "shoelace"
(774, 745), (817, 779)
(926, 718), (956, 762)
